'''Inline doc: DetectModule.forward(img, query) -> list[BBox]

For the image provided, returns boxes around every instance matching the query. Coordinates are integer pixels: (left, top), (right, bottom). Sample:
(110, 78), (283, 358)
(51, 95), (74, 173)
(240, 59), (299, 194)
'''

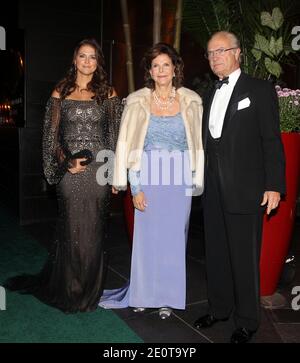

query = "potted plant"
(242, 6), (300, 297)
(260, 86), (300, 296)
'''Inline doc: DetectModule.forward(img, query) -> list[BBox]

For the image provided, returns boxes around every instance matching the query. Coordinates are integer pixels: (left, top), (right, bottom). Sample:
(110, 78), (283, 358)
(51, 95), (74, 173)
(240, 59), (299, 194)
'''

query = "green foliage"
(265, 57), (282, 78)
(181, 0), (298, 80)
(261, 7), (284, 30)
(181, 0), (234, 45)
(249, 7), (293, 79)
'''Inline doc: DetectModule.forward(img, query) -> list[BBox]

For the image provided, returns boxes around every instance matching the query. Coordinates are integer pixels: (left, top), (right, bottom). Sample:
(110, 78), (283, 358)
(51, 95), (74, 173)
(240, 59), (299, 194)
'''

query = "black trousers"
(203, 142), (264, 331)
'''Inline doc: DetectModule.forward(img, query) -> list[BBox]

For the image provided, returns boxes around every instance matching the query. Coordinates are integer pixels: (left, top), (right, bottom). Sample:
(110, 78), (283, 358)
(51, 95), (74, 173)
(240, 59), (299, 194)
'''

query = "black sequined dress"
(6, 96), (122, 313)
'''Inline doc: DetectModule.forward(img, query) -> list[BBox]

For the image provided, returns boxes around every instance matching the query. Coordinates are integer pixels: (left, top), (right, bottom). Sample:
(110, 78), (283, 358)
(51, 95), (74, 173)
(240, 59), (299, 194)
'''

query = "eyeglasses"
(205, 47), (238, 59)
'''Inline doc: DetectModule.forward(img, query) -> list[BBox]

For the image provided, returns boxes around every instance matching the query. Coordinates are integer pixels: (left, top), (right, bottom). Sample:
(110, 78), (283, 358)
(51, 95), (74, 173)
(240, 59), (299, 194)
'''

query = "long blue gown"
(99, 113), (193, 310)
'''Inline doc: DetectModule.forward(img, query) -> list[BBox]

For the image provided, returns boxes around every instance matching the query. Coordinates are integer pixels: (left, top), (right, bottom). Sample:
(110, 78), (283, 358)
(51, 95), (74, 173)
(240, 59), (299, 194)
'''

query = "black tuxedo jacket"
(202, 72), (286, 214)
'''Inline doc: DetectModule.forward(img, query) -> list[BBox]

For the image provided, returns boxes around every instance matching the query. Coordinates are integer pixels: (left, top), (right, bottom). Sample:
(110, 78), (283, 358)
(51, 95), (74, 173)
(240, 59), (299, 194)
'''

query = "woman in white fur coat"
(100, 43), (204, 319)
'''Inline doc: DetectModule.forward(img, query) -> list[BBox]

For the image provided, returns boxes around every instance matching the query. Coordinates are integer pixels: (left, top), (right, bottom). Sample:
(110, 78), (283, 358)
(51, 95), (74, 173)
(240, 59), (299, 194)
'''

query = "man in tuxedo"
(194, 31), (286, 343)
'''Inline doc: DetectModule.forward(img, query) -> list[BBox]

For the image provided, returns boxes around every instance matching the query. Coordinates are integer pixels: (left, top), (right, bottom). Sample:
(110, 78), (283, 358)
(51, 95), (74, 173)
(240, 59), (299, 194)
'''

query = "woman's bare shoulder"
(109, 88), (117, 98)
(51, 89), (60, 98)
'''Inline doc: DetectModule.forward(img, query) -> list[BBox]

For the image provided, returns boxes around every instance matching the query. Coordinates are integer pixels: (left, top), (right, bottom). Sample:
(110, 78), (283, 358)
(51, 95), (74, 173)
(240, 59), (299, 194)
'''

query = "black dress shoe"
(230, 327), (255, 343)
(194, 314), (228, 329)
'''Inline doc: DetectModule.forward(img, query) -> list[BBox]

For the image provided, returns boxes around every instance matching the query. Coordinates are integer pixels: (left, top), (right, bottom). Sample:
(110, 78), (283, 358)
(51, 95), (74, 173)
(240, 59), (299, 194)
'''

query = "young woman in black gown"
(5, 38), (122, 313)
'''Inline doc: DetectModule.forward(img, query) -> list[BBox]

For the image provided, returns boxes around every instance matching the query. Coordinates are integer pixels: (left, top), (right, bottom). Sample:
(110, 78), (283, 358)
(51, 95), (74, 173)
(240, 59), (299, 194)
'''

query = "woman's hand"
(112, 186), (119, 194)
(68, 158), (87, 174)
(133, 191), (147, 211)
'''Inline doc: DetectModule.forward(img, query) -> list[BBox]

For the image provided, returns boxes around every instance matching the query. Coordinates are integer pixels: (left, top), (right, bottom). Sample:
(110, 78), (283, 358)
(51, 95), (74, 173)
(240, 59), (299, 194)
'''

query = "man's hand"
(133, 191), (147, 212)
(261, 191), (281, 215)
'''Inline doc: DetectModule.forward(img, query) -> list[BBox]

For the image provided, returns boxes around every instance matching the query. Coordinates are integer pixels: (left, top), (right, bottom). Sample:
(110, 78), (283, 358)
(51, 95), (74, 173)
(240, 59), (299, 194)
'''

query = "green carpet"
(0, 206), (142, 343)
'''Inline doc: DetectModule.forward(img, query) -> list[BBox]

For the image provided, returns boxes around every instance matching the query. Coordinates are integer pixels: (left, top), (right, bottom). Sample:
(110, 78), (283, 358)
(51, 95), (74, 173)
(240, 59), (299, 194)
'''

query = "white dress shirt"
(209, 68), (241, 138)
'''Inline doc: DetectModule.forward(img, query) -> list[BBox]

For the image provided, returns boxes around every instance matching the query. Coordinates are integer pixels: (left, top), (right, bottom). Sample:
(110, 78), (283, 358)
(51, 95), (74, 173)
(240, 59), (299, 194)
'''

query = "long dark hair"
(141, 42), (184, 90)
(55, 38), (112, 103)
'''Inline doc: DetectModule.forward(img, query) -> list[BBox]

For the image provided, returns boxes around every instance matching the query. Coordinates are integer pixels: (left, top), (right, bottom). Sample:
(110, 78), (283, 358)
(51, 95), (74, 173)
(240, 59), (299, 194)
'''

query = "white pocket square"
(237, 97), (251, 110)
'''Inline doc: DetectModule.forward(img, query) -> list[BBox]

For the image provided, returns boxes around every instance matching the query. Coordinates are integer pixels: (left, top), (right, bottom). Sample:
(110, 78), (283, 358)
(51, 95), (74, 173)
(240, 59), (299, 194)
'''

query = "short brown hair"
(141, 42), (184, 90)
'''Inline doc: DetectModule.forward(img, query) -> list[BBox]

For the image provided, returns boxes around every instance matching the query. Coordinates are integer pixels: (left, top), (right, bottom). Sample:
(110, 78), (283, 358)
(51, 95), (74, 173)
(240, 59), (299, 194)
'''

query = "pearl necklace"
(152, 87), (176, 110)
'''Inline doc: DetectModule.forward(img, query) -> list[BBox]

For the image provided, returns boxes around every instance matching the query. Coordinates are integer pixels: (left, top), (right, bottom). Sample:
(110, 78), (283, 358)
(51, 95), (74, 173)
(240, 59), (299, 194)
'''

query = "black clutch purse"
(71, 149), (93, 166)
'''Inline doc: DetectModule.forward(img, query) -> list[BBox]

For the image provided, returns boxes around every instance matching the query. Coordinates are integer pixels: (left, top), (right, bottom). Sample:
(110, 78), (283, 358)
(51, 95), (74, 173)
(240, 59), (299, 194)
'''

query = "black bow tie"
(215, 77), (229, 89)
